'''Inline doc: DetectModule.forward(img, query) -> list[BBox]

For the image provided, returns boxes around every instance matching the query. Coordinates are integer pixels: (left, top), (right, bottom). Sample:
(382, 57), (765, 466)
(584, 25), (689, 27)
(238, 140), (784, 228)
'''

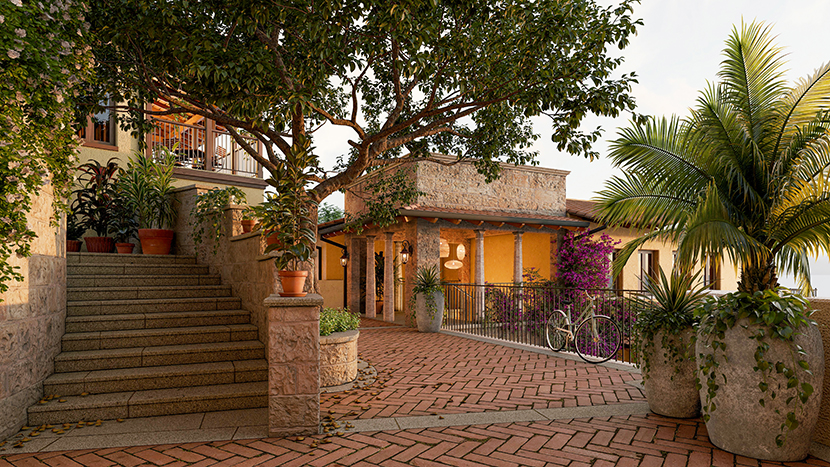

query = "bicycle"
(544, 292), (622, 364)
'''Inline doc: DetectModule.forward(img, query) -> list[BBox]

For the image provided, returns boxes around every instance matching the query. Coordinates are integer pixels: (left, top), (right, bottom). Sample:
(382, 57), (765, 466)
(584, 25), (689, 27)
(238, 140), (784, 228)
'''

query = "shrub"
(320, 307), (360, 336)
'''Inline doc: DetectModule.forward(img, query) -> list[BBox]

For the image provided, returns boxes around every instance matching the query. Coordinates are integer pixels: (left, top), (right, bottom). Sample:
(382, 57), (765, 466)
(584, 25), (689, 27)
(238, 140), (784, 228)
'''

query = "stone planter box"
(320, 330), (359, 387)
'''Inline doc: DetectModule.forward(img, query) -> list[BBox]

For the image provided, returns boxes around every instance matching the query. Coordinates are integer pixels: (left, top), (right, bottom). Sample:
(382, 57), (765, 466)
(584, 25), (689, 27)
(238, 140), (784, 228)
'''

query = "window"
(79, 101), (117, 150)
(703, 256), (720, 290)
(639, 250), (656, 291)
(608, 250), (623, 290)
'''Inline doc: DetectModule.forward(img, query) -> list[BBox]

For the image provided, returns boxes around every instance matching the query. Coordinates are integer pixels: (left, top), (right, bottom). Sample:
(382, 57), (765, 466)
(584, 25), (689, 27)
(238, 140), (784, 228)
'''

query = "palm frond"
(594, 172), (694, 232)
(773, 61), (830, 156)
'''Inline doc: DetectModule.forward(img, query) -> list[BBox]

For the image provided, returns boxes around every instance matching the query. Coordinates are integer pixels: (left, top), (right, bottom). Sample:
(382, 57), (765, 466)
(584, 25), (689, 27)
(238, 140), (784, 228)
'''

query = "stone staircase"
(27, 252), (267, 425)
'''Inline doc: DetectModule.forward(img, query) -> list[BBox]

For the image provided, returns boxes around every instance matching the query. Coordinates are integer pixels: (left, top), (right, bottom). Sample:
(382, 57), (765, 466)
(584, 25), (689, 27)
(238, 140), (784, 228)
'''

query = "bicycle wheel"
(574, 315), (621, 364)
(545, 309), (569, 352)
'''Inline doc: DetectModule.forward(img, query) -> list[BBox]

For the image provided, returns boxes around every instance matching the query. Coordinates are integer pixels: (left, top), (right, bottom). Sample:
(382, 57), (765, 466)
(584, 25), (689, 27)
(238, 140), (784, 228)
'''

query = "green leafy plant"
(320, 307), (361, 337)
(117, 150), (177, 230)
(318, 203), (344, 224)
(696, 289), (816, 447)
(250, 135), (318, 271)
(191, 186), (247, 255)
(73, 158), (120, 237)
(107, 197), (138, 244)
(410, 265), (444, 320)
(66, 214), (86, 242)
(633, 267), (709, 380)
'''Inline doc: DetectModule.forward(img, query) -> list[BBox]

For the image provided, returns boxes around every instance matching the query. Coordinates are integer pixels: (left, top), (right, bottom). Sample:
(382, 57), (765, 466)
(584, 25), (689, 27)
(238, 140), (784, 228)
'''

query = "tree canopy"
(596, 22), (830, 293)
(88, 0), (641, 207)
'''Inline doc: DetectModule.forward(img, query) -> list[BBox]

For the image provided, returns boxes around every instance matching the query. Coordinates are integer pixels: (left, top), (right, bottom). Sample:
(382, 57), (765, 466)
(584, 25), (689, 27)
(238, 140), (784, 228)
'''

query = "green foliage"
(191, 187), (247, 255)
(409, 265), (444, 320)
(596, 21), (830, 294)
(66, 215), (86, 242)
(72, 159), (120, 237)
(250, 135), (318, 271)
(318, 203), (344, 223)
(0, 0), (93, 296)
(696, 289), (816, 447)
(108, 196), (138, 243)
(117, 150), (177, 230)
(633, 267), (708, 380)
(89, 0), (641, 215)
(319, 307), (361, 337)
(346, 167), (424, 234)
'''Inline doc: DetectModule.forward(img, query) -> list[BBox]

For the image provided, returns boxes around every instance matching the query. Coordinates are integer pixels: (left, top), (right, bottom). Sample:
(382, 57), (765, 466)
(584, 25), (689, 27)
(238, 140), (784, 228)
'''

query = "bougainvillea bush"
(0, 0), (92, 294)
(557, 231), (618, 291)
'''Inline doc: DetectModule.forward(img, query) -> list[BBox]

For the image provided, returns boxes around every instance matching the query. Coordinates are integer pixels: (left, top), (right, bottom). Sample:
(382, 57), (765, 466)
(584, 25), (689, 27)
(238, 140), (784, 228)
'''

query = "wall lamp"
(340, 250), (349, 267)
(400, 241), (413, 264)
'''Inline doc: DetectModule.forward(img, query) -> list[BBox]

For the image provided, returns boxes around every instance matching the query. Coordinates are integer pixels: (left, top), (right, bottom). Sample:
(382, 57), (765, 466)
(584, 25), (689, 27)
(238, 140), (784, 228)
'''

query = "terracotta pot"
(265, 231), (281, 247)
(84, 236), (114, 253)
(415, 291), (444, 332)
(642, 328), (699, 418)
(697, 318), (824, 461)
(278, 270), (308, 297)
(376, 300), (384, 315)
(67, 239), (82, 253)
(241, 219), (256, 233)
(138, 229), (174, 255)
(115, 242), (135, 254)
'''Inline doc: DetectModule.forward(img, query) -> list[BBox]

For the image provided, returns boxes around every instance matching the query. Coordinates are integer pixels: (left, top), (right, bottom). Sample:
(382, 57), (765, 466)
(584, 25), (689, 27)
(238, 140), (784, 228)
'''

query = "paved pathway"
(2, 326), (829, 466)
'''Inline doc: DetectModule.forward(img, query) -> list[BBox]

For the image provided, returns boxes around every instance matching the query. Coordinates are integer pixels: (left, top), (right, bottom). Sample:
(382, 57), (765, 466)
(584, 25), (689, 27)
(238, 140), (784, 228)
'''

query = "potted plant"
(633, 266), (708, 418)
(250, 135), (317, 296)
(319, 307), (361, 387)
(118, 150), (177, 255)
(73, 158), (119, 253)
(108, 197), (138, 254)
(241, 210), (256, 233)
(410, 265), (444, 332)
(66, 214), (85, 253)
(191, 186), (247, 255)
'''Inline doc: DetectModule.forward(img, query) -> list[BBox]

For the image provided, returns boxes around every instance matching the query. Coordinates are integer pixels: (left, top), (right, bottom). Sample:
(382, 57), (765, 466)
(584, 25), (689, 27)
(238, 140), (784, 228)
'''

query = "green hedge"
(320, 307), (360, 336)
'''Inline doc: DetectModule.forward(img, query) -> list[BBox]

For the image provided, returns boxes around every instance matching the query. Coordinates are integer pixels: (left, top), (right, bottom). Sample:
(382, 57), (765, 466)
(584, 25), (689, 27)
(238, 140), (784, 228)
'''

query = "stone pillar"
(513, 232), (523, 283)
(384, 232), (395, 322)
(365, 235), (376, 318)
(403, 219), (441, 327)
(265, 294), (322, 437)
(475, 230), (485, 320)
(347, 236), (362, 314)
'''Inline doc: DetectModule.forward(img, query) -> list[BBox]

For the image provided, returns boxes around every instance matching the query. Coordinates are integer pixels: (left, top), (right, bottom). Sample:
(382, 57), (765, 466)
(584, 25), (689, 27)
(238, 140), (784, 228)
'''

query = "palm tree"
(596, 21), (830, 294)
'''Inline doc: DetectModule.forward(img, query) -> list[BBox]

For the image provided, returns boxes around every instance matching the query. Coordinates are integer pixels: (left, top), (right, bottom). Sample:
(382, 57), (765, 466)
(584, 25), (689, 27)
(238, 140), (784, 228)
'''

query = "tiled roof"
(566, 199), (599, 222)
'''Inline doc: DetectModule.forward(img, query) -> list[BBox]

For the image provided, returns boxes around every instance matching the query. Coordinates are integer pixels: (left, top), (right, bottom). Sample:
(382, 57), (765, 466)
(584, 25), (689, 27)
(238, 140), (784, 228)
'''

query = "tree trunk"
(737, 260), (779, 293)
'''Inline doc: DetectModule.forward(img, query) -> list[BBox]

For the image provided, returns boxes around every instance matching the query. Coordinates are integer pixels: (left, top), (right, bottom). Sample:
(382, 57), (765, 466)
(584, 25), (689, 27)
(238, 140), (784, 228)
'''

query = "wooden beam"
(486, 221), (504, 228)
(468, 220), (484, 226)
(544, 225), (561, 231)
(402, 216), (411, 223)
(506, 222), (525, 229)
(423, 217), (438, 223)
(447, 218), (462, 225)
(530, 223), (545, 229)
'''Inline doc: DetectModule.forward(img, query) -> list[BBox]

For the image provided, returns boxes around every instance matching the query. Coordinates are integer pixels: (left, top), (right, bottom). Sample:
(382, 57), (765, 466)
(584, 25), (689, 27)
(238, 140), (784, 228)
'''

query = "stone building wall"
(0, 182), (66, 439)
(808, 298), (830, 448)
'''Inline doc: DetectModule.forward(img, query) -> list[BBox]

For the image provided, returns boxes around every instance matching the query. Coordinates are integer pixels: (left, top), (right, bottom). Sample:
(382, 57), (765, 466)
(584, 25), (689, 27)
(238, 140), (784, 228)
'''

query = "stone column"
(347, 236), (362, 314)
(513, 232), (523, 283)
(264, 294), (322, 437)
(475, 230), (485, 320)
(384, 232), (395, 322)
(365, 235), (376, 318)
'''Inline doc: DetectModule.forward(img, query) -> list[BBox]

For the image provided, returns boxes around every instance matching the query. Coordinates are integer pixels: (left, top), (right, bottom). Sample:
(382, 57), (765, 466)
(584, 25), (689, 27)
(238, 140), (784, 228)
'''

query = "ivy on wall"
(0, 0), (93, 294)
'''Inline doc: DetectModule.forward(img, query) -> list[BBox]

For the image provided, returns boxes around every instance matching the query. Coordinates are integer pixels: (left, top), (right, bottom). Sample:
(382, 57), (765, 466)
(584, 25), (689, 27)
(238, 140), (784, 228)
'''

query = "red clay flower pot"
(84, 236), (114, 253)
(67, 239), (82, 253)
(138, 229), (174, 255)
(241, 219), (256, 233)
(115, 243), (135, 254)
(278, 270), (308, 297)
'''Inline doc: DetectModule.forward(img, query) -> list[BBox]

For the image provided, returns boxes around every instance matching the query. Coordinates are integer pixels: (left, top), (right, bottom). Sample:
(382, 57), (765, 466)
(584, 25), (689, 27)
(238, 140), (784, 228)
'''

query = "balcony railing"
(145, 118), (263, 178)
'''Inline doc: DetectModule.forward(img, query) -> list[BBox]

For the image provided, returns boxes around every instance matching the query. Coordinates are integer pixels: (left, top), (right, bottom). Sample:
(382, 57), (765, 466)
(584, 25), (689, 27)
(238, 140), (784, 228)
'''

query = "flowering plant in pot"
(191, 186), (247, 255)
(250, 136), (317, 296)
(117, 150), (177, 255)
(632, 266), (708, 418)
(73, 158), (119, 253)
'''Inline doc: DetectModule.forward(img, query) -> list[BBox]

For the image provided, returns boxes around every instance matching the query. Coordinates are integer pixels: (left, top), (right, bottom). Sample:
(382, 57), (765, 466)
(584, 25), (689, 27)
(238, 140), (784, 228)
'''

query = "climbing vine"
(0, 0), (93, 295)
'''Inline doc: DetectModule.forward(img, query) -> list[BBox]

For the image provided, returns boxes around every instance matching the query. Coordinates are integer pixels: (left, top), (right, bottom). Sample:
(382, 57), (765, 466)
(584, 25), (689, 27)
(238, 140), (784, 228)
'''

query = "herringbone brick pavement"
(322, 328), (643, 420)
(3, 413), (828, 466)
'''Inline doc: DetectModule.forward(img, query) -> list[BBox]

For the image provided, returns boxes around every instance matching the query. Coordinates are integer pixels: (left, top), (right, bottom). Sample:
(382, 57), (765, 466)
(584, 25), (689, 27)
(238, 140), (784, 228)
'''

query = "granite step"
(27, 381), (267, 425)
(67, 296), (242, 316)
(67, 252), (197, 265)
(43, 360), (267, 396)
(68, 274), (222, 288)
(54, 340), (266, 372)
(67, 285), (232, 301)
(68, 263), (210, 277)
(61, 324), (258, 351)
(65, 310), (251, 333)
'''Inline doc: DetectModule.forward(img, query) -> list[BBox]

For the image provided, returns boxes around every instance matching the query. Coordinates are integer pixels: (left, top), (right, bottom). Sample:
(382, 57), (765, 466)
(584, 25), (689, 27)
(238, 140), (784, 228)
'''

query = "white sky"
(312, 0), (830, 292)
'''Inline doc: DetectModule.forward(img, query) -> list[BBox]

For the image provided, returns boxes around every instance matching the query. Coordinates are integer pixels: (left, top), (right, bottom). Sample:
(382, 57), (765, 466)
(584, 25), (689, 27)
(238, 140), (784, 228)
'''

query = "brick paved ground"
(323, 328), (643, 421)
(3, 413), (829, 466)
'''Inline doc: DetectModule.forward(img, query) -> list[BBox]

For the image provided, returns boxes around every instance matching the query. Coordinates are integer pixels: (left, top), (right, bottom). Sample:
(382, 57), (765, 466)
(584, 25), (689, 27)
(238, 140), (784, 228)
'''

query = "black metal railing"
(442, 283), (645, 365)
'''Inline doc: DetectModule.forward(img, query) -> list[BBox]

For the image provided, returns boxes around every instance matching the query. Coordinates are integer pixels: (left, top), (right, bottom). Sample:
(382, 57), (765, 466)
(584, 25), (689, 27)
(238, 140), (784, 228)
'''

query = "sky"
(311, 0), (830, 293)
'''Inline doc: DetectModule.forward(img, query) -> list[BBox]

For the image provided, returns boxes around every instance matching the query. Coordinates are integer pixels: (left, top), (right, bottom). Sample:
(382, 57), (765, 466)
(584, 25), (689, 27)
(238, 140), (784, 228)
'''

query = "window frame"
(79, 103), (118, 151)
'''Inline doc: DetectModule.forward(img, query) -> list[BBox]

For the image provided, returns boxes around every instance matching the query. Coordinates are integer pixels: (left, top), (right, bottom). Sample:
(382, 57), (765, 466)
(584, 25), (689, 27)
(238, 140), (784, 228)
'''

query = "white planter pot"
(642, 328), (700, 418)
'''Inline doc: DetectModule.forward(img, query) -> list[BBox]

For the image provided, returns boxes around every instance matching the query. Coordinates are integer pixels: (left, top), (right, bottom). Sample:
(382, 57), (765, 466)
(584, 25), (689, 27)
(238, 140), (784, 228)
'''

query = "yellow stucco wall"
(322, 234), (346, 281)
(474, 232), (551, 283)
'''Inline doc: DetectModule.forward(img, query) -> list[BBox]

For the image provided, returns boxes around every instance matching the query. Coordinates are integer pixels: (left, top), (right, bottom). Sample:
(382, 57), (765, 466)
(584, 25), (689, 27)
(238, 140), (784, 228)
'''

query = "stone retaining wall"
(320, 330), (359, 387)
(0, 182), (66, 439)
(808, 298), (830, 447)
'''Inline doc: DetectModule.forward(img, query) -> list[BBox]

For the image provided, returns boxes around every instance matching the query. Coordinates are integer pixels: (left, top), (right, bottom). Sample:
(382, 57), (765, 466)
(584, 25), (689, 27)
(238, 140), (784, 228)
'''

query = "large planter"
(696, 318), (824, 461)
(138, 229), (174, 255)
(115, 242), (135, 254)
(278, 270), (308, 297)
(241, 219), (256, 233)
(415, 291), (444, 332)
(642, 328), (699, 418)
(320, 330), (359, 387)
(67, 239), (82, 253)
(84, 236), (114, 253)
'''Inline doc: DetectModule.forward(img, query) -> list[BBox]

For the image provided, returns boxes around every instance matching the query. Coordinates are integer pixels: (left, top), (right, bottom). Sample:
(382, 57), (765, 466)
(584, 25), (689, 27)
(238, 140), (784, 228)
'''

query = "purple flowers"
(557, 231), (618, 291)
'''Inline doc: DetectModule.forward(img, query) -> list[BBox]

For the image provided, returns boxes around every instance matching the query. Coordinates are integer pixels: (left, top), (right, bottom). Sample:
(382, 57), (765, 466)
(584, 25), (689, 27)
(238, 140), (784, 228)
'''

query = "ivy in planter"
(696, 289), (816, 447)
(320, 307), (361, 337)
(191, 186), (247, 255)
